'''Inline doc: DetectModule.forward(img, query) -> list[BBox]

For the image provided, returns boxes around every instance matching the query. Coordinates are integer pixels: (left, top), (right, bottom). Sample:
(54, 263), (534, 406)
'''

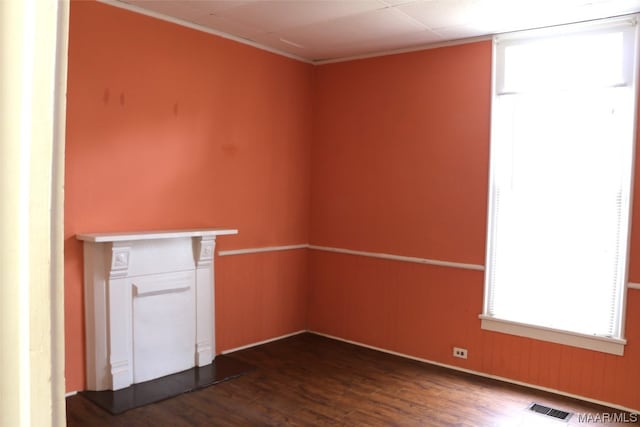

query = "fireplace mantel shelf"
(77, 228), (238, 243)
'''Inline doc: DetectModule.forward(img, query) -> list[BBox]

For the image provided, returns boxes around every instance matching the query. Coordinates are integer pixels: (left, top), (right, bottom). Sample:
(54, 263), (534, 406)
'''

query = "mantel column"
(107, 242), (133, 390)
(194, 235), (217, 366)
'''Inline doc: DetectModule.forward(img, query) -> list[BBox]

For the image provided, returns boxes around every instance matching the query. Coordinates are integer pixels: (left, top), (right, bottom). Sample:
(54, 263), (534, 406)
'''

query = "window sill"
(479, 315), (626, 356)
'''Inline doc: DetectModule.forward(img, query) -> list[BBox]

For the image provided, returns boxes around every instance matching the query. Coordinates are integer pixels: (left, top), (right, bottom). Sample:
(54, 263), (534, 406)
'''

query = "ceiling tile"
(398, 0), (484, 30)
(251, 32), (324, 58)
(338, 29), (444, 57)
(186, 0), (254, 14)
(284, 7), (427, 49)
(211, 0), (383, 33)
(434, 26), (489, 40)
(377, 0), (423, 5)
(115, 0), (640, 62)
(191, 12), (264, 41)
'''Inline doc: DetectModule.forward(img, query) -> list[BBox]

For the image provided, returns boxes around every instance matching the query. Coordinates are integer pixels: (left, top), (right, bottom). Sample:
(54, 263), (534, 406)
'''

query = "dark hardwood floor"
(66, 333), (637, 426)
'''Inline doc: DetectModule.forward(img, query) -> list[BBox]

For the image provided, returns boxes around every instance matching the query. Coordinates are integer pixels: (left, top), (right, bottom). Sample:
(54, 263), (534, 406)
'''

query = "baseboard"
(220, 330), (307, 354)
(309, 330), (639, 414)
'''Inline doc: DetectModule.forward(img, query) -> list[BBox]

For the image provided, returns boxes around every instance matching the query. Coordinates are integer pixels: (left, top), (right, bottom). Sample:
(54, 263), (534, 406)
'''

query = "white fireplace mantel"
(77, 228), (237, 391)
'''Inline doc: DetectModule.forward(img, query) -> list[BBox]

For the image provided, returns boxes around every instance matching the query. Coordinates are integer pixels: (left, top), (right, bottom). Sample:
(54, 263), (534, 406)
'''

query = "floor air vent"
(528, 403), (573, 421)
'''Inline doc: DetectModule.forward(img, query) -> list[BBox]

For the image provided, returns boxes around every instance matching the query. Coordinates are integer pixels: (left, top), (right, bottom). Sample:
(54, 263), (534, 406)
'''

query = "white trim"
(218, 244), (308, 257)
(97, 0), (311, 64)
(220, 330), (307, 354)
(309, 245), (485, 271)
(479, 316), (626, 356)
(621, 14), (640, 340)
(64, 391), (77, 398)
(52, 0), (69, 423)
(217, 243), (485, 271)
(309, 331), (639, 414)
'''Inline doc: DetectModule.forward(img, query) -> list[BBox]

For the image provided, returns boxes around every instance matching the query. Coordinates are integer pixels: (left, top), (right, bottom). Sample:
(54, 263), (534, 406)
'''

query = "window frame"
(481, 16), (640, 356)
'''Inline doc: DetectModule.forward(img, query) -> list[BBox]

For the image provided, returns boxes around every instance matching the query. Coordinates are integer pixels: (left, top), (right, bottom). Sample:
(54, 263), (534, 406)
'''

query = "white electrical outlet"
(453, 347), (468, 359)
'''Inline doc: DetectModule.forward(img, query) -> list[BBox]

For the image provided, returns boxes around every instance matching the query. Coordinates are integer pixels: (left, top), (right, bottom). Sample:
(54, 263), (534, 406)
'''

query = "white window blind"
(482, 17), (638, 354)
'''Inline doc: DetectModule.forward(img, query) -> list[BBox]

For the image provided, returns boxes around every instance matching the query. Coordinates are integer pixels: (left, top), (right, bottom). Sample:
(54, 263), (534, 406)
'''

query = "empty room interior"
(6, 0), (640, 425)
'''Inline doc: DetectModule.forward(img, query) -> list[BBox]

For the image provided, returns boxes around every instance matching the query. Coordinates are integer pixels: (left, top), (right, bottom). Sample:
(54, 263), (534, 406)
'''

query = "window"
(481, 17), (639, 355)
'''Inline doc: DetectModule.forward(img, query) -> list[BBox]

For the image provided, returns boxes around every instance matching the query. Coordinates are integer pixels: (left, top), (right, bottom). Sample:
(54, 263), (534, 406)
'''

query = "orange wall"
(64, 1), (312, 392)
(65, 1), (640, 410)
(309, 42), (640, 410)
(311, 45), (489, 262)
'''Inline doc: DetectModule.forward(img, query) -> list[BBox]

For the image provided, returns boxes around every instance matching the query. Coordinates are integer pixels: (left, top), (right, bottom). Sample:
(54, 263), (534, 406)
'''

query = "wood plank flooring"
(66, 333), (638, 426)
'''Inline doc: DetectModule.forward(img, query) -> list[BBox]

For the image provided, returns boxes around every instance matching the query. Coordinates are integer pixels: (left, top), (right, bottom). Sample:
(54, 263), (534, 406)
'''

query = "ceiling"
(111, 0), (640, 63)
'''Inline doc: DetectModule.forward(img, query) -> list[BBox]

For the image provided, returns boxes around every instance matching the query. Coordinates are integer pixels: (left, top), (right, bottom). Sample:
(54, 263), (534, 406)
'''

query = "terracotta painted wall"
(65, 0), (640, 409)
(64, 1), (312, 392)
(308, 41), (640, 410)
